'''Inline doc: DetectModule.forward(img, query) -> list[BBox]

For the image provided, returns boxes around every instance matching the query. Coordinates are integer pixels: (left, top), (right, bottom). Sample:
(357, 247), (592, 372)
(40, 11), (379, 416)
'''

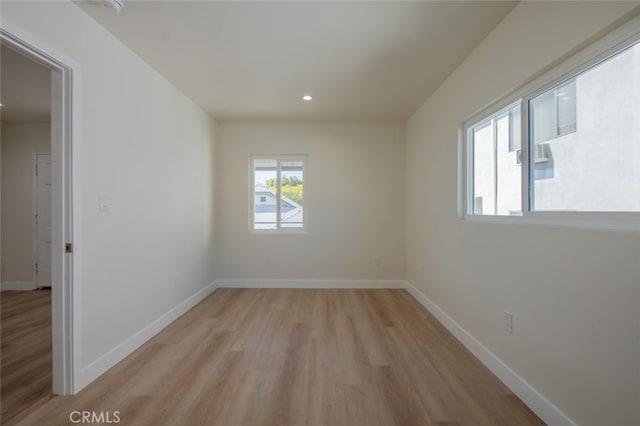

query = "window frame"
(461, 15), (640, 231)
(249, 154), (307, 234)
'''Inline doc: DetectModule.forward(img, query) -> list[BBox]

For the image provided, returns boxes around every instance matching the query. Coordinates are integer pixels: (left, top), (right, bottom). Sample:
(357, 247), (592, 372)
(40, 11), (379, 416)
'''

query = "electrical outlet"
(265, 256), (272, 266)
(373, 256), (382, 266)
(504, 310), (513, 334)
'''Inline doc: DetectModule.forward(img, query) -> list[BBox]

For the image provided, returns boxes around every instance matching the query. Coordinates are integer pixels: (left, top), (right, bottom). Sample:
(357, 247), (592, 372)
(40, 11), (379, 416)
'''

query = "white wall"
(217, 122), (404, 280)
(2, 1), (218, 371)
(406, 2), (640, 426)
(1, 122), (50, 286)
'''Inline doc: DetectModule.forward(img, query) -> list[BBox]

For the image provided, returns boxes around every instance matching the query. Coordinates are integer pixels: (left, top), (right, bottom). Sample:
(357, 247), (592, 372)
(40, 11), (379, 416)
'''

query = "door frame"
(1, 20), (82, 395)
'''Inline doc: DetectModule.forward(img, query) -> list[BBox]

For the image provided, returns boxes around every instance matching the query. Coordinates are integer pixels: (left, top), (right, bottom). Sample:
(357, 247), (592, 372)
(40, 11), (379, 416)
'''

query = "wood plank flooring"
(1, 290), (53, 425)
(13, 289), (543, 425)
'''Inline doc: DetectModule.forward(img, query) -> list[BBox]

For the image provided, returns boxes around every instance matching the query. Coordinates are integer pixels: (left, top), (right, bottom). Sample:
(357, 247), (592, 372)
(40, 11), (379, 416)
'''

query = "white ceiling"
(1, 45), (51, 123)
(76, 1), (516, 121)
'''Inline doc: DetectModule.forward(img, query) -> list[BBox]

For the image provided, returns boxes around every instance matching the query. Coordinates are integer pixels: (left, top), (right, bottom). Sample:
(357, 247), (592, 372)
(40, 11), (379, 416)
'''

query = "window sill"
(463, 212), (640, 232)
(250, 229), (308, 235)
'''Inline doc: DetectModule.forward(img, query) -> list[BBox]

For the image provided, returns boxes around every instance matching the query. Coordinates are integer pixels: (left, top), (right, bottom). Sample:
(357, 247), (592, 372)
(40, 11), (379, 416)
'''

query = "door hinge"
(65, 243), (73, 253)
(35, 262), (39, 274)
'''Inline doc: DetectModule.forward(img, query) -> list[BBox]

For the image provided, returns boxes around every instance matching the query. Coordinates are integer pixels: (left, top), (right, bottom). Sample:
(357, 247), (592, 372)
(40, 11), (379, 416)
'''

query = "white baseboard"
(404, 281), (575, 426)
(215, 278), (406, 289)
(77, 281), (218, 391)
(1, 281), (37, 291)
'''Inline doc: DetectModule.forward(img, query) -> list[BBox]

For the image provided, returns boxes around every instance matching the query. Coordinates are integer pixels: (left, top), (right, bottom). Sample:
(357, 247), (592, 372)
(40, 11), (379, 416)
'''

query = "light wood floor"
(1, 290), (53, 425)
(14, 289), (543, 425)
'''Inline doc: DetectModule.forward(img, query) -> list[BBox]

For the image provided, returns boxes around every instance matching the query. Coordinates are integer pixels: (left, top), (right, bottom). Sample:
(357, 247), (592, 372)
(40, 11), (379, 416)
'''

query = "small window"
(468, 104), (522, 216)
(251, 156), (305, 231)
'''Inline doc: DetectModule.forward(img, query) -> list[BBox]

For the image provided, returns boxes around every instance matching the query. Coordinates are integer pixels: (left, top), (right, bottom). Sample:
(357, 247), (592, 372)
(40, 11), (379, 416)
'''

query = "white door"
(35, 153), (52, 288)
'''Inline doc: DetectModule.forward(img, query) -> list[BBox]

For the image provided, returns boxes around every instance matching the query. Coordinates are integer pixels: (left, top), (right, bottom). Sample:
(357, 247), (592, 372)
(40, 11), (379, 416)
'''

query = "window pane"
(530, 42), (640, 212)
(471, 105), (522, 216)
(253, 159), (277, 230)
(496, 109), (522, 215)
(473, 121), (495, 215)
(279, 160), (304, 228)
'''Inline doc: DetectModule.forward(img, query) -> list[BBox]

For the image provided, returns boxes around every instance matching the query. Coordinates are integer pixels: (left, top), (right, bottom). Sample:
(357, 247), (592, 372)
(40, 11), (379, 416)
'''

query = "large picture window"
(251, 156), (305, 232)
(464, 24), (640, 229)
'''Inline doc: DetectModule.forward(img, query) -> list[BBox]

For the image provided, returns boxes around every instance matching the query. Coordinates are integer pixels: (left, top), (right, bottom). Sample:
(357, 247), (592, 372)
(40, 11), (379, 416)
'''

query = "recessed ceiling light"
(302, 95), (313, 102)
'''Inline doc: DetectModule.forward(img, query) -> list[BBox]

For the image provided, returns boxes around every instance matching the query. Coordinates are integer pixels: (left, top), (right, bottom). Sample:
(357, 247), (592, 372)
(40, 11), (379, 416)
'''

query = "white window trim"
(460, 14), (640, 232)
(250, 154), (307, 234)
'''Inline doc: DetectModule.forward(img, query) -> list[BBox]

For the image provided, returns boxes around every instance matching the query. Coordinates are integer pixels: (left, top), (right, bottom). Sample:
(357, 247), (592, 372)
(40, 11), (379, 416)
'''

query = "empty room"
(1, 1), (639, 425)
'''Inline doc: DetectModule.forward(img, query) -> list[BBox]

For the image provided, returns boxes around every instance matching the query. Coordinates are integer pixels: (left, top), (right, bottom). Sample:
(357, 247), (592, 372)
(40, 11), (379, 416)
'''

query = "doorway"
(1, 21), (79, 407)
(0, 43), (54, 423)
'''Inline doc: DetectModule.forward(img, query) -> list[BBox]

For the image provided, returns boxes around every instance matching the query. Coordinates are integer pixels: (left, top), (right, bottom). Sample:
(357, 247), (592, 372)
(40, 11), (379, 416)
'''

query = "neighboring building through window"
(469, 104), (522, 216)
(529, 44), (639, 212)
(508, 107), (521, 152)
(530, 79), (577, 144)
(251, 156), (305, 231)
